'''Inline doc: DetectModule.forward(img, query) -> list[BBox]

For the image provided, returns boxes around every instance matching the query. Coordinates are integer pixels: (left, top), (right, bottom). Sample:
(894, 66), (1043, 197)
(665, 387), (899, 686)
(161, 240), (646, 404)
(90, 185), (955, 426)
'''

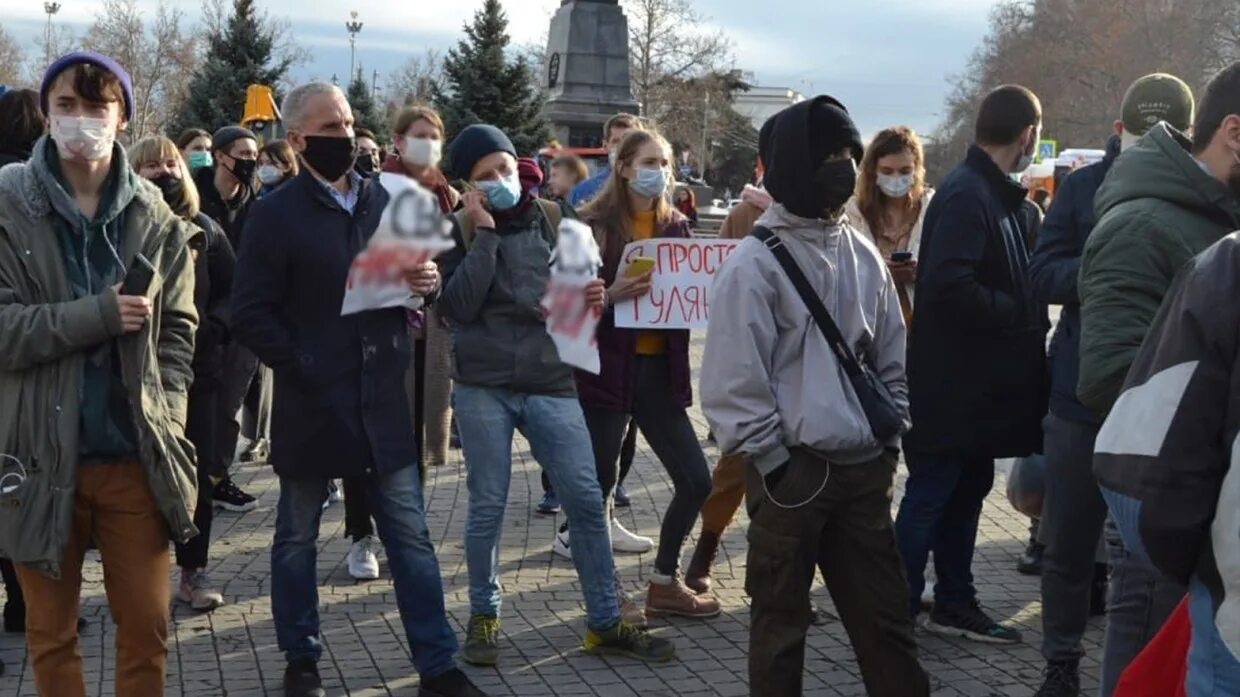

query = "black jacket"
(905, 145), (1049, 457)
(1029, 137), (1119, 424)
(194, 165), (254, 249)
(188, 212), (234, 383)
(231, 171), (419, 479)
(0, 147), (29, 168)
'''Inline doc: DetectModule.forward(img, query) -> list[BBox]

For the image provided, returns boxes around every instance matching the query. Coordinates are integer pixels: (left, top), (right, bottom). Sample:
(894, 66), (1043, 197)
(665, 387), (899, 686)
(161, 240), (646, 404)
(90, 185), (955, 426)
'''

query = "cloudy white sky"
(0, 0), (1001, 137)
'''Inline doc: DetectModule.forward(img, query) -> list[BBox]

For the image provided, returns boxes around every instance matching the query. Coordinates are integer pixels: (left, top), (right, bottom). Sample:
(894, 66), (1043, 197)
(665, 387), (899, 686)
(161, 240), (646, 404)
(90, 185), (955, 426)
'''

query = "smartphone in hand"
(890, 251), (914, 263)
(625, 257), (656, 278)
(121, 253), (156, 296)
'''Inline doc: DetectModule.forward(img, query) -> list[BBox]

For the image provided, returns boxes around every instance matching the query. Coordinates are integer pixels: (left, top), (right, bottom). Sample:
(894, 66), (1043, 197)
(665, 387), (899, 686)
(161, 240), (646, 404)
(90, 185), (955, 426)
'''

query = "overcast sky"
(0, 0), (1000, 137)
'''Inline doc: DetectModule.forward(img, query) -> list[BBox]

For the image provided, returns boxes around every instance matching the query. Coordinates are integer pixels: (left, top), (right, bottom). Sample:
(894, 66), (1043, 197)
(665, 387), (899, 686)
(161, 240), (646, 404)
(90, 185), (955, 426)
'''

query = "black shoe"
(924, 601), (1022, 644)
(1034, 660), (1080, 696)
(284, 659), (325, 697)
(213, 478), (258, 512)
(613, 484), (631, 508)
(1017, 542), (1044, 576)
(1090, 562), (1108, 617)
(420, 668), (490, 697)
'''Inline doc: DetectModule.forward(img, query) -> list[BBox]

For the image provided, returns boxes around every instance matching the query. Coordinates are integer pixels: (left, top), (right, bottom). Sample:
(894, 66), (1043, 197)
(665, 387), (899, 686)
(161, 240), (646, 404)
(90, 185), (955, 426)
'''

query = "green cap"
(1121, 73), (1195, 136)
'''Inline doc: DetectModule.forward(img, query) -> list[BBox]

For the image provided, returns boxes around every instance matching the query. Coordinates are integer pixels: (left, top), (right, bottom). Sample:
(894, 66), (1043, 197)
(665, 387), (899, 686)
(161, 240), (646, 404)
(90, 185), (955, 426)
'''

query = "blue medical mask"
(629, 166), (667, 199)
(478, 172), (522, 211)
(188, 151), (212, 169)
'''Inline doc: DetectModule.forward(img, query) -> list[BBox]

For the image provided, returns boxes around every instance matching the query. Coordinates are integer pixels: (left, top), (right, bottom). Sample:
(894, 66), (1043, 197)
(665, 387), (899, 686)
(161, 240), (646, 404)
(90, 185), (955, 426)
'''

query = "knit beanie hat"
(517, 157), (544, 193)
(212, 126), (257, 155)
(808, 96), (864, 165)
(450, 124), (516, 180)
(1121, 73), (1195, 136)
(40, 51), (134, 120)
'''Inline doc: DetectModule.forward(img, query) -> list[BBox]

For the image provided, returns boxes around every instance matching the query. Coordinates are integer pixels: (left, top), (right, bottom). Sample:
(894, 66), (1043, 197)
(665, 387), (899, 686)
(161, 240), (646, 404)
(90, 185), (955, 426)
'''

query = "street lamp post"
(345, 11), (364, 83)
(43, 2), (61, 67)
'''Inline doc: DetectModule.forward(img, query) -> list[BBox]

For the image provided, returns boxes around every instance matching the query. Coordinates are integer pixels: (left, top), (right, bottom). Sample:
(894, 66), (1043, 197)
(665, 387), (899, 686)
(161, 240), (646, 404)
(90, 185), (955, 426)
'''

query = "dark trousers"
(175, 378), (220, 569)
(544, 418), (636, 495)
(582, 356), (711, 575)
(216, 343), (260, 476)
(343, 477), (375, 542)
(746, 449), (928, 697)
(894, 452), (994, 614)
(1040, 414), (1107, 663)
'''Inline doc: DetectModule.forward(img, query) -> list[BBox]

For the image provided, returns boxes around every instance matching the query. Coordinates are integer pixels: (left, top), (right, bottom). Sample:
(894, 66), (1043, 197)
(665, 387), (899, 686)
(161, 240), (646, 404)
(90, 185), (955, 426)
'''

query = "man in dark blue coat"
(231, 82), (486, 697)
(1028, 73), (1196, 697)
(895, 84), (1048, 645)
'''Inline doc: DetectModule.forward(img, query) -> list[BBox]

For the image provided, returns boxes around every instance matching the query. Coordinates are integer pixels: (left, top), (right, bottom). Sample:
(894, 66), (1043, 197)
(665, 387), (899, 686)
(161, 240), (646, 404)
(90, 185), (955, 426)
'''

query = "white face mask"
(257, 165), (283, 185)
(403, 136), (442, 168)
(876, 173), (915, 198)
(50, 115), (114, 162)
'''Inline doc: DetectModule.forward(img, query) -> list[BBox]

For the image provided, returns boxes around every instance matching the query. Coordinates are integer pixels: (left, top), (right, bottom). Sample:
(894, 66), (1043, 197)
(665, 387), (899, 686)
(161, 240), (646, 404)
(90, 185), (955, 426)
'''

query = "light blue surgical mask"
(477, 172), (522, 211)
(629, 166), (667, 199)
(188, 150), (212, 170)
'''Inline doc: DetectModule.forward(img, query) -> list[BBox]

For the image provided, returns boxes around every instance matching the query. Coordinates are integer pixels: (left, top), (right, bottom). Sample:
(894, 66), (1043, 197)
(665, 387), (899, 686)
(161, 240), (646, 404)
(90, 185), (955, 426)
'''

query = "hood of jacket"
(740, 184), (773, 211)
(1096, 123), (1240, 226)
(764, 96), (864, 219)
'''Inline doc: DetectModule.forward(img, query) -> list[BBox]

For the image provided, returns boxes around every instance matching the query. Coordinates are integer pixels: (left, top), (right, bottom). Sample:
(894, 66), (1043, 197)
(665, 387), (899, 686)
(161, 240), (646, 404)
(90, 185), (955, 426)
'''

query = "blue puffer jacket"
(1028, 136), (1119, 424)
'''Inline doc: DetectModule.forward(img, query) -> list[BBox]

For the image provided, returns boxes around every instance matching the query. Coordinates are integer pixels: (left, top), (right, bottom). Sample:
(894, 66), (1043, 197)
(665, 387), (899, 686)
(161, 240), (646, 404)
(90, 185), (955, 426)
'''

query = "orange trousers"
(699, 454), (748, 535)
(16, 460), (171, 697)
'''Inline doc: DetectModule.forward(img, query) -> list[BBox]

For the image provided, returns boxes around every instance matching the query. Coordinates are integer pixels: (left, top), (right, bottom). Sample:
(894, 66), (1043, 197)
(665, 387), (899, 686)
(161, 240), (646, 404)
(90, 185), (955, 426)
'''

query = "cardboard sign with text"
(614, 238), (739, 330)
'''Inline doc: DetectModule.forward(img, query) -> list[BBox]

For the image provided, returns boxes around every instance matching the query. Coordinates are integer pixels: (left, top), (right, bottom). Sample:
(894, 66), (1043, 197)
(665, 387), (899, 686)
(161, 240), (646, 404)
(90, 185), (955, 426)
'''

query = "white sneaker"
(348, 535), (380, 580)
(611, 519), (654, 554)
(329, 479), (344, 503)
(552, 529), (572, 560)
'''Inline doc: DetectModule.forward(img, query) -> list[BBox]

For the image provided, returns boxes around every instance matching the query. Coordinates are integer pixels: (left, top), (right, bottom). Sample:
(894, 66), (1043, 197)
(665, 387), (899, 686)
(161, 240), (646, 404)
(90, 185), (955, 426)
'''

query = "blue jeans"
(453, 384), (619, 630)
(1187, 577), (1240, 696)
(271, 465), (458, 677)
(894, 452), (994, 615)
(1101, 488), (1190, 696)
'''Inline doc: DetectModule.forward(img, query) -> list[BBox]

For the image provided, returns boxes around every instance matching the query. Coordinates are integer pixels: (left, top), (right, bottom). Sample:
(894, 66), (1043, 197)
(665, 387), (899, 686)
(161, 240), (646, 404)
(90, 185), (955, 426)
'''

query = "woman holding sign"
(577, 129), (719, 619)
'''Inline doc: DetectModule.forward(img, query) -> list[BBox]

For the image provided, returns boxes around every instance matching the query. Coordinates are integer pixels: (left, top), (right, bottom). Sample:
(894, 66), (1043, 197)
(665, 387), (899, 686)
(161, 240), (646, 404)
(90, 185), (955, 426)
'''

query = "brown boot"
(646, 575), (722, 618)
(685, 530), (720, 595)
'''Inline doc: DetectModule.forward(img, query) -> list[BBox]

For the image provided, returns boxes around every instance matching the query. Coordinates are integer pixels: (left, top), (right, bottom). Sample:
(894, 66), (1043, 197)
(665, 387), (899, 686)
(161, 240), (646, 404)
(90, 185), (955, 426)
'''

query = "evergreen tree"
(168, 0), (291, 137)
(347, 66), (387, 142)
(433, 0), (548, 166)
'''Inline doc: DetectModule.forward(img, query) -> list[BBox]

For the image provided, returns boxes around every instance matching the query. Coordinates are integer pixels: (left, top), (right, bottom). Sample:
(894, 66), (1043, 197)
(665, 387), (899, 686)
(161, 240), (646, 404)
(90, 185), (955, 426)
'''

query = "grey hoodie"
(700, 203), (909, 475)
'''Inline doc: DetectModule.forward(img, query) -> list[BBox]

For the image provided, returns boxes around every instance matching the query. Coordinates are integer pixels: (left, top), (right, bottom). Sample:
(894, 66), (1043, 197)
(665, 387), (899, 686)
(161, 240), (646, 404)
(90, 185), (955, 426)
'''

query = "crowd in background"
(1, 47), (1240, 697)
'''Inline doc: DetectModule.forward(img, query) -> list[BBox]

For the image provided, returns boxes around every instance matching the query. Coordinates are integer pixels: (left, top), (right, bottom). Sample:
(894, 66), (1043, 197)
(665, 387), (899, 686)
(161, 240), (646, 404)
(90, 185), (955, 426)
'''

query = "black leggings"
(583, 356), (711, 575)
(175, 378), (220, 570)
(543, 418), (637, 495)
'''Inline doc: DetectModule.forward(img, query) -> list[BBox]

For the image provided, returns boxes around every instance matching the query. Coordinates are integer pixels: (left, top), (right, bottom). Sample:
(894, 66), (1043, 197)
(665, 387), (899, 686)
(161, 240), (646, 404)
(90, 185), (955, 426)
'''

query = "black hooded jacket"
(763, 96), (864, 219)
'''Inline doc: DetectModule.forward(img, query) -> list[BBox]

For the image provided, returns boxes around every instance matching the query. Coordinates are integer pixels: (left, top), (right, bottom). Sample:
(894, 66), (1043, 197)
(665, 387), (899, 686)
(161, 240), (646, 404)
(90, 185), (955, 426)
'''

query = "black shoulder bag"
(751, 226), (904, 442)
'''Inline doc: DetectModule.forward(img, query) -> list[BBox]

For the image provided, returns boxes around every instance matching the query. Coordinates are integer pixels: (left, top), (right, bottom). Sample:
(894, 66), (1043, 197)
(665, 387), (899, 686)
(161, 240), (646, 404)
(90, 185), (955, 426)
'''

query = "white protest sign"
(541, 220), (603, 374)
(613, 238), (740, 330)
(341, 173), (457, 316)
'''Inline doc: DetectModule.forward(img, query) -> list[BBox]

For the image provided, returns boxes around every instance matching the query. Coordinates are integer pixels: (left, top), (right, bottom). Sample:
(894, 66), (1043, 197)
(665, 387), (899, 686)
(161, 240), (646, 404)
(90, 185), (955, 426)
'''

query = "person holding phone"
(844, 126), (934, 325)
(574, 128), (719, 620)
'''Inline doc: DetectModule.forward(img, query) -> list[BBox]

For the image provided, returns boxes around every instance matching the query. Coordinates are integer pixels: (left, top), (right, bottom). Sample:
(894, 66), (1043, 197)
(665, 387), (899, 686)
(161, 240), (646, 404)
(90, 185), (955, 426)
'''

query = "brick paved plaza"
(0, 337), (1103, 696)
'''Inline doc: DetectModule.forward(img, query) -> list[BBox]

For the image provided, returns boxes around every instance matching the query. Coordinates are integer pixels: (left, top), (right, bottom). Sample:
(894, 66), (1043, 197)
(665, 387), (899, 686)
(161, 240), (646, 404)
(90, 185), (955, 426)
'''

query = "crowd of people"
(1, 46), (1240, 697)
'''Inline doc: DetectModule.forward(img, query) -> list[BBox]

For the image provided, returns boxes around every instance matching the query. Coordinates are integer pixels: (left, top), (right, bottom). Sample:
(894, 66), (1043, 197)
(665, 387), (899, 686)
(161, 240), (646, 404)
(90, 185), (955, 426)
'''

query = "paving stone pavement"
(0, 335), (1103, 696)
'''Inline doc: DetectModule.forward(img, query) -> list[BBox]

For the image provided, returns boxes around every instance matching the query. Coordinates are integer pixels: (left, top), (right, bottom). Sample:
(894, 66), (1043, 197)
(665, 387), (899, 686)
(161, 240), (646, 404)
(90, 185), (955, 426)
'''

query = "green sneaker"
(461, 614), (501, 666)
(583, 620), (676, 662)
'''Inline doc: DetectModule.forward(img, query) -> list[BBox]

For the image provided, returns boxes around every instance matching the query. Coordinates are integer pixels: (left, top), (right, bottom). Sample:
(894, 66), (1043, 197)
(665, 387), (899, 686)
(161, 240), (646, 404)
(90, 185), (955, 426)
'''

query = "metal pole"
(371, 69), (379, 100)
(701, 90), (710, 178)
(43, 2), (61, 67)
(345, 12), (364, 85)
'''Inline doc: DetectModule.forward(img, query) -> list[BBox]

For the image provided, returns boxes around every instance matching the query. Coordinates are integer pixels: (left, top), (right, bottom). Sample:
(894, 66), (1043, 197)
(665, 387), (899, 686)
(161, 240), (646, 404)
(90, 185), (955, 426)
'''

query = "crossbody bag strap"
(750, 226), (863, 378)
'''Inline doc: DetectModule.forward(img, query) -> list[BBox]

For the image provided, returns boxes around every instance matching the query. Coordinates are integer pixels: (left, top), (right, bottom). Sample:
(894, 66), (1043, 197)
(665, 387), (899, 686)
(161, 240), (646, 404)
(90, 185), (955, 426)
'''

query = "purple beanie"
(40, 51), (134, 120)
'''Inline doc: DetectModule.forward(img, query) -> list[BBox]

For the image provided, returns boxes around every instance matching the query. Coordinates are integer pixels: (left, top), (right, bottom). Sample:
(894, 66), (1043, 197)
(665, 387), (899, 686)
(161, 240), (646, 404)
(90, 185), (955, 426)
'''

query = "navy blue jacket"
(231, 170), (418, 479)
(905, 145), (1049, 457)
(1029, 137), (1120, 425)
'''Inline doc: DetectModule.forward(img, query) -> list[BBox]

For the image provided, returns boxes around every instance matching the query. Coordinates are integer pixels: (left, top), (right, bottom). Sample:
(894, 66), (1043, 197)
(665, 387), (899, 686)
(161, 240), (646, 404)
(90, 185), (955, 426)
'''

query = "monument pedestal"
(542, 0), (639, 147)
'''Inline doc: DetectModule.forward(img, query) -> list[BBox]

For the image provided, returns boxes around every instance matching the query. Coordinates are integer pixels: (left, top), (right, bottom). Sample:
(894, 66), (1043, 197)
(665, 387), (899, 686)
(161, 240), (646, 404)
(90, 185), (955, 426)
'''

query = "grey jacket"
(436, 202), (575, 396)
(701, 204), (909, 474)
(0, 139), (199, 577)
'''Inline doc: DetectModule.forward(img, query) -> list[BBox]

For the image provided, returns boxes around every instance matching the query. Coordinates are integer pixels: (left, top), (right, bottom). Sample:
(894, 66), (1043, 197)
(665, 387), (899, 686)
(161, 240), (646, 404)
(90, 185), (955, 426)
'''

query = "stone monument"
(542, 0), (640, 148)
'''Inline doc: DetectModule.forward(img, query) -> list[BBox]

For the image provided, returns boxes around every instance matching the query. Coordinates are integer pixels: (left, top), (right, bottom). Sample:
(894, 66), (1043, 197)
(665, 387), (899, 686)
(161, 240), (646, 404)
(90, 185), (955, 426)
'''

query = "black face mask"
(150, 173), (183, 204)
(302, 135), (357, 182)
(814, 158), (857, 217)
(226, 156), (257, 186)
(355, 153), (378, 176)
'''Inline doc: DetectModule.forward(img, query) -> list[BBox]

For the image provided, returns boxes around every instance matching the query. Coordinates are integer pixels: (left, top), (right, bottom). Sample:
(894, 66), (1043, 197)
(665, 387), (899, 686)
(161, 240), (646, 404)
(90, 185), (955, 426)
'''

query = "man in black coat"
(231, 82), (485, 697)
(894, 84), (1048, 645)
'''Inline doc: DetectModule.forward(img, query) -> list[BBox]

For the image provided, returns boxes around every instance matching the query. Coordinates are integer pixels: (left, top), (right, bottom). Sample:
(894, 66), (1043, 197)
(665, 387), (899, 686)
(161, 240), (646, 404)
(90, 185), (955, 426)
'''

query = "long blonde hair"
(855, 126), (926, 236)
(582, 129), (675, 258)
(129, 136), (200, 220)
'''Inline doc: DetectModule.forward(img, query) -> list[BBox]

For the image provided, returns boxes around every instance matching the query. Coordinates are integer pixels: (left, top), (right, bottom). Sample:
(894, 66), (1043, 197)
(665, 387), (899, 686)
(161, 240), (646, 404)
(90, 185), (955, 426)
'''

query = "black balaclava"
(763, 95), (864, 219)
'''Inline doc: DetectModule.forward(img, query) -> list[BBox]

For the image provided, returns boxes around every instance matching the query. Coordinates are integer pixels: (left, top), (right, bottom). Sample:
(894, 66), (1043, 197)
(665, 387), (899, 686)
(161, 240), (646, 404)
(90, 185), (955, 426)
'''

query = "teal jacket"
(0, 138), (200, 578)
(1078, 124), (1240, 414)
